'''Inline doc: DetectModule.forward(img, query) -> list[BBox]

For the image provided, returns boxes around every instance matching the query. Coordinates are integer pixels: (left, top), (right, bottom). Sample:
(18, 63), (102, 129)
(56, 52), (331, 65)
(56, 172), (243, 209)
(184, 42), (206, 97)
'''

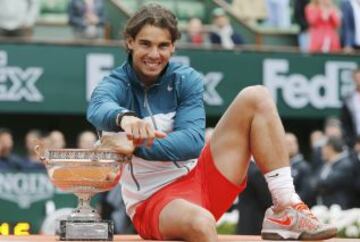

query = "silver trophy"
(35, 146), (131, 241)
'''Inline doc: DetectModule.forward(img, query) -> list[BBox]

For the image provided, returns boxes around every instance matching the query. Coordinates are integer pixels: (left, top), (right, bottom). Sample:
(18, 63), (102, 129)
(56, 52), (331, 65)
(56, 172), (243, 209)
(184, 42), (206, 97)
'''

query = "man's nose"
(148, 47), (160, 58)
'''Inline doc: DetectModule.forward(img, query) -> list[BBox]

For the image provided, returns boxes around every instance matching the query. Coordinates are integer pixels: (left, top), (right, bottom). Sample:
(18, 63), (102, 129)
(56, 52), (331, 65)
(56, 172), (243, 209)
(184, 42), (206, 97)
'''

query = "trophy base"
(60, 220), (114, 241)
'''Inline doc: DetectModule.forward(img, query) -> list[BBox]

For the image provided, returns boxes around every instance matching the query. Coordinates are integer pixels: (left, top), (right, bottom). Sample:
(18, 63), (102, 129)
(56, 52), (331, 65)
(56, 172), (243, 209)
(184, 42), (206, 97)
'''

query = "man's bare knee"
(185, 211), (217, 240)
(159, 200), (217, 242)
(239, 85), (272, 102)
(238, 85), (275, 114)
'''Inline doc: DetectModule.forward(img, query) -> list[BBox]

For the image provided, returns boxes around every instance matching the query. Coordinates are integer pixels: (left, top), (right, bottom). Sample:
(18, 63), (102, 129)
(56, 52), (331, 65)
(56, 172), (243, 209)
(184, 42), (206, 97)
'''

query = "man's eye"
(160, 44), (169, 49)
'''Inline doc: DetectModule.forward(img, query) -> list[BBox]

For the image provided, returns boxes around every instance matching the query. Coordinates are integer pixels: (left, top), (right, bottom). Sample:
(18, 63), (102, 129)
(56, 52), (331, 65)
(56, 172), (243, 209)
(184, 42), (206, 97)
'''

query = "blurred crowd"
(0, 128), (97, 171)
(0, 0), (105, 40)
(0, 0), (359, 52)
(185, 0), (360, 53)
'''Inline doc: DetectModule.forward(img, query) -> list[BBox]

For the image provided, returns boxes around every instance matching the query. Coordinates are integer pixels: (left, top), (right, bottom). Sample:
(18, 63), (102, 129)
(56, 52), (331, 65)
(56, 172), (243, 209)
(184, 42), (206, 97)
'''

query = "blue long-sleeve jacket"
(87, 56), (206, 217)
(87, 56), (205, 161)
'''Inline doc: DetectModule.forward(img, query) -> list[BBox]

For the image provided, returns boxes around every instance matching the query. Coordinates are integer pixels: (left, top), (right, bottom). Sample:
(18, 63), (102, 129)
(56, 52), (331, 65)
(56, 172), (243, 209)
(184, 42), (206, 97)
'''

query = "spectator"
(310, 130), (325, 150)
(285, 132), (314, 206)
(68, 0), (105, 40)
(305, 0), (341, 53)
(294, 0), (311, 52)
(324, 117), (343, 138)
(77, 130), (97, 149)
(48, 130), (66, 149)
(341, 68), (360, 149)
(310, 117), (343, 171)
(340, 0), (360, 52)
(0, 0), (40, 38)
(231, 0), (268, 25)
(0, 128), (25, 171)
(209, 8), (244, 49)
(185, 17), (208, 46)
(23, 129), (47, 170)
(313, 136), (356, 209)
(25, 130), (45, 161)
(265, 0), (292, 29)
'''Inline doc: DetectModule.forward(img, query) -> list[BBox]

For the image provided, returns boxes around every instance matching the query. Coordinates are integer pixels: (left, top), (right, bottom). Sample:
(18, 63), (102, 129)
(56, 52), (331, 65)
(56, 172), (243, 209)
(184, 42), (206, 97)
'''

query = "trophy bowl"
(35, 146), (131, 241)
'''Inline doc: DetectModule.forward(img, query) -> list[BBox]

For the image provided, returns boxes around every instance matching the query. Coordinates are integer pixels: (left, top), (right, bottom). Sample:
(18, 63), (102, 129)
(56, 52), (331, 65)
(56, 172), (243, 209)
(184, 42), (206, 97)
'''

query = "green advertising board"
(0, 171), (102, 235)
(0, 41), (359, 118)
(0, 171), (77, 234)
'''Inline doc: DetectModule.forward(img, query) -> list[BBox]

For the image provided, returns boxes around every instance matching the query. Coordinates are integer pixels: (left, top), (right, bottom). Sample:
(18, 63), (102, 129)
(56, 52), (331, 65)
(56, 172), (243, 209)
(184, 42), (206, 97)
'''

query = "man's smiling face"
(127, 24), (175, 86)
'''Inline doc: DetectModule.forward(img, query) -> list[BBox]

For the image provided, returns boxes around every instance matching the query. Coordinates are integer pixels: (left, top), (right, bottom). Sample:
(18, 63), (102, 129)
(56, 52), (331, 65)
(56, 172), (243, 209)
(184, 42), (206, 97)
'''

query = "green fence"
(0, 42), (359, 119)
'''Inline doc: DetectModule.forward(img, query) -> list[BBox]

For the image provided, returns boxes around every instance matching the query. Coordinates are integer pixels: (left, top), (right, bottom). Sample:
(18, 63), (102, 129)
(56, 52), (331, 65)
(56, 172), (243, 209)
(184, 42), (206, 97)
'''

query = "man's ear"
(126, 37), (135, 51)
(171, 44), (176, 55)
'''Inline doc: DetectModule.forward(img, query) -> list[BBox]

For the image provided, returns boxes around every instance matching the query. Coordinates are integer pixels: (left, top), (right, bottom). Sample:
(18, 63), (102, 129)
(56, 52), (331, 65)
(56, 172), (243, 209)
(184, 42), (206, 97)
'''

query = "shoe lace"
(293, 202), (317, 220)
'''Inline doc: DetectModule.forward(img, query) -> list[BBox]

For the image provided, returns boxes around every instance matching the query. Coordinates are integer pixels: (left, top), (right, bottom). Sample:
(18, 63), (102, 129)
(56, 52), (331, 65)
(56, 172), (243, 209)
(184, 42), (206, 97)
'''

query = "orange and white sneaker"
(261, 203), (337, 240)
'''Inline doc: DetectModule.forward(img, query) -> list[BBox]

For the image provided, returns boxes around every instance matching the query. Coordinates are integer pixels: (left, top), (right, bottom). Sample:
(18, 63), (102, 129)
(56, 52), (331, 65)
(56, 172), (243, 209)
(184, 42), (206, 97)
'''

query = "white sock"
(264, 167), (301, 208)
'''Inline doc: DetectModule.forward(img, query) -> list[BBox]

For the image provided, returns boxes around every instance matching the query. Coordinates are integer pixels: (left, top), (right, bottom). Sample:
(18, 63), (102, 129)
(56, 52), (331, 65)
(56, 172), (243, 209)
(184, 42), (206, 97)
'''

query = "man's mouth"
(144, 60), (161, 70)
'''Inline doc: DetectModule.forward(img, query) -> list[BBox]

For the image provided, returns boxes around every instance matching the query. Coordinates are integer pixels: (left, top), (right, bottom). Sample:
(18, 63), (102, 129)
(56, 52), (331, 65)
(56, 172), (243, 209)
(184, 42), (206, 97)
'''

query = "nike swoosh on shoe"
(267, 215), (292, 226)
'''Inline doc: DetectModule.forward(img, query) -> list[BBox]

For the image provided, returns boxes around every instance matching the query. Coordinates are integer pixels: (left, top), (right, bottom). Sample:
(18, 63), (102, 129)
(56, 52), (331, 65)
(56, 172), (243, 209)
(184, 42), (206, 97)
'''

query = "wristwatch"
(116, 111), (137, 130)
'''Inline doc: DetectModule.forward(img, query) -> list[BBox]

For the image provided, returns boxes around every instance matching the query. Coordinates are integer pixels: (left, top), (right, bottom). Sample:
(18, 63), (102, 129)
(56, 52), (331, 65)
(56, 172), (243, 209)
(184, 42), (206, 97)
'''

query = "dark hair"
(26, 129), (48, 139)
(123, 4), (181, 47)
(326, 136), (345, 153)
(0, 128), (11, 136)
(324, 116), (341, 129)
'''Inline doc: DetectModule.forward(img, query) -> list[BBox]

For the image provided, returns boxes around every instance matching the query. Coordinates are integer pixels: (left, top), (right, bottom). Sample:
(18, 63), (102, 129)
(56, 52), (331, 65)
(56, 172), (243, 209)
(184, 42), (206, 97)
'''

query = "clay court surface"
(0, 235), (358, 242)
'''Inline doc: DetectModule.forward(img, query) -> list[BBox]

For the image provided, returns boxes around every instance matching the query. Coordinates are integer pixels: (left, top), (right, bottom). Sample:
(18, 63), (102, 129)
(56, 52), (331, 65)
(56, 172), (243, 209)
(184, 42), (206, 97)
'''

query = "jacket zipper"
(144, 87), (181, 170)
(129, 87), (161, 191)
(144, 88), (159, 130)
(130, 84), (188, 191)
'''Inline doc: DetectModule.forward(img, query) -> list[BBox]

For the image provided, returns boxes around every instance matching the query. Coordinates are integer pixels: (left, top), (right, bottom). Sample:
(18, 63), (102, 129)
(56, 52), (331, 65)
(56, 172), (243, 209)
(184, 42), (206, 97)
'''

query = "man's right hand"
(99, 133), (135, 155)
(120, 116), (167, 147)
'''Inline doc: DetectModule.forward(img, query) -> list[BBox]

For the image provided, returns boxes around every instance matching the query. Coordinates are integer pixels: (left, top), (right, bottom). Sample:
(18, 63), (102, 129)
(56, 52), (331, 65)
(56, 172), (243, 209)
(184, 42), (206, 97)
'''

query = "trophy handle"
(34, 145), (48, 164)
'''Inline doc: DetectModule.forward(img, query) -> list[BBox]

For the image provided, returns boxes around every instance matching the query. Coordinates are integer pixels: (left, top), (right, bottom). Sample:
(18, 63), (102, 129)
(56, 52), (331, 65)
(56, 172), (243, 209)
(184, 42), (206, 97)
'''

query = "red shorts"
(132, 143), (247, 240)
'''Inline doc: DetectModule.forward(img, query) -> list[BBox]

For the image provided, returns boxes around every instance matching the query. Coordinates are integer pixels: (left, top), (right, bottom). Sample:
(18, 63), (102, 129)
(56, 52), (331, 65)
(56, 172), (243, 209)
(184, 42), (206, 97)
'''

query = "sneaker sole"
(261, 227), (337, 241)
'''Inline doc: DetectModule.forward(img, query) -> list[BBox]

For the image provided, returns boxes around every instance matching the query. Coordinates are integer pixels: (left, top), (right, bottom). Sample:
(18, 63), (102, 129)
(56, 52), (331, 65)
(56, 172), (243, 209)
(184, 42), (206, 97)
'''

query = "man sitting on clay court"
(87, 4), (337, 242)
